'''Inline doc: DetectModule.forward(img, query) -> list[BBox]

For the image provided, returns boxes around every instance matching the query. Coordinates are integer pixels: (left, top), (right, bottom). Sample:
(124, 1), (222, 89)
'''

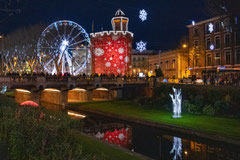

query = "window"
(138, 57), (141, 61)
(172, 59), (176, 68)
(206, 38), (211, 50)
(215, 22), (220, 32)
(215, 36), (220, 49)
(194, 40), (199, 48)
(195, 55), (200, 67)
(236, 50), (240, 64)
(236, 31), (240, 45)
(225, 51), (231, 65)
(142, 57), (145, 61)
(225, 34), (231, 47)
(215, 53), (221, 65)
(133, 57), (136, 61)
(166, 61), (169, 69)
(194, 27), (198, 36)
(207, 54), (212, 66)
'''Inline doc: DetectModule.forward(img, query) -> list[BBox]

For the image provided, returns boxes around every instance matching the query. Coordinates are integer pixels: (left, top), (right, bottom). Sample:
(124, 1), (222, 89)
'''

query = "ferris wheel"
(37, 20), (91, 75)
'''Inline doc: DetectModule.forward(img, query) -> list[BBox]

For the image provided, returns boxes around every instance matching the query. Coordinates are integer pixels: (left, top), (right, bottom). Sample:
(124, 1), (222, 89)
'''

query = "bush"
(153, 84), (240, 116)
(0, 96), (105, 160)
(203, 105), (216, 116)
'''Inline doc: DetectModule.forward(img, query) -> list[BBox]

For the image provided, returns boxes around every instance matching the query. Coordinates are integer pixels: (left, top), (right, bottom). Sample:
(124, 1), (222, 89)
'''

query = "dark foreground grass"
(70, 100), (240, 139)
(74, 132), (141, 160)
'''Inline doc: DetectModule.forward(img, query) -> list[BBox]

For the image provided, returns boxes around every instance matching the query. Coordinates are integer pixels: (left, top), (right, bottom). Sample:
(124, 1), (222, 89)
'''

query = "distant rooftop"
(187, 15), (228, 28)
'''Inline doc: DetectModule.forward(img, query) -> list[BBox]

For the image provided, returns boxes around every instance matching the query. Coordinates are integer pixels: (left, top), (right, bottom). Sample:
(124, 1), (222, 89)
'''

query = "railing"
(9, 76), (37, 83)
(0, 76), (150, 84)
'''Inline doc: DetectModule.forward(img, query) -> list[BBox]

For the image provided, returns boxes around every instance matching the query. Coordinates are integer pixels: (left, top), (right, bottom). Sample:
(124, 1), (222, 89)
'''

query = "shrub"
(203, 105), (216, 116)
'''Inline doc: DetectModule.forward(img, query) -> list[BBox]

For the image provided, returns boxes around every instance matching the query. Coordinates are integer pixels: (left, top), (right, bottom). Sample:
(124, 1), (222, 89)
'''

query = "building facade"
(131, 49), (157, 75)
(187, 15), (240, 76)
(148, 49), (189, 80)
(90, 9), (133, 75)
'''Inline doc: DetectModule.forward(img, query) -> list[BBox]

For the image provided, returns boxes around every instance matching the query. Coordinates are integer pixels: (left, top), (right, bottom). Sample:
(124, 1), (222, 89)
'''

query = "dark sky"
(0, 0), (209, 50)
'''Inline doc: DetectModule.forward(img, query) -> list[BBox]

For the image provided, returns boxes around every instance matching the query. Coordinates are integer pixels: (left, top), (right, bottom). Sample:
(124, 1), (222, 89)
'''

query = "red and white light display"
(91, 32), (133, 75)
(95, 127), (132, 148)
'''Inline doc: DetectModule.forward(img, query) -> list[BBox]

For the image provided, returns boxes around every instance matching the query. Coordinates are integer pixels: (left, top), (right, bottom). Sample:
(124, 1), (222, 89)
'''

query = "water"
(43, 103), (240, 160)
(78, 112), (240, 160)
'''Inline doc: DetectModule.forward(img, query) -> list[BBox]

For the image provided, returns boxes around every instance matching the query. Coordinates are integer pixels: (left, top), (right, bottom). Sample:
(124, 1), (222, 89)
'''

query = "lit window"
(215, 53), (221, 66)
(172, 59), (176, 68)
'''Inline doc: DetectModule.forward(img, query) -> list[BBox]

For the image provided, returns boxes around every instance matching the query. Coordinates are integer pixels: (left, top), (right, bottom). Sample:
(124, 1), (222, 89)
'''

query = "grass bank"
(70, 100), (240, 139)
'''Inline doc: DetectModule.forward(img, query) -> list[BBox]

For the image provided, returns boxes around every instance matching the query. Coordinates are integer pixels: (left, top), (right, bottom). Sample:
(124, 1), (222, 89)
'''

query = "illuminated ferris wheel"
(37, 20), (91, 75)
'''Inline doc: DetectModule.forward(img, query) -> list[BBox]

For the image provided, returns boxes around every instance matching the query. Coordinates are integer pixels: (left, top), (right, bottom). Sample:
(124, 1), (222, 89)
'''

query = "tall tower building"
(90, 9), (133, 75)
(111, 9), (129, 31)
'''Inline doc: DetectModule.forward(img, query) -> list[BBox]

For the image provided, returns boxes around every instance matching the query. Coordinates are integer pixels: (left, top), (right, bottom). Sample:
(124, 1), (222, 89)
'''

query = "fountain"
(170, 137), (182, 160)
(169, 87), (182, 118)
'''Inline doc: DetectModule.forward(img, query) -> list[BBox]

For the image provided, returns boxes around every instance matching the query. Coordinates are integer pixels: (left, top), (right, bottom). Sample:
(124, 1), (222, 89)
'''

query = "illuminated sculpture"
(0, 86), (7, 94)
(136, 41), (147, 53)
(139, 9), (147, 22)
(169, 87), (182, 118)
(170, 137), (182, 160)
(90, 9), (133, 75)
(37, 20), (91, 75)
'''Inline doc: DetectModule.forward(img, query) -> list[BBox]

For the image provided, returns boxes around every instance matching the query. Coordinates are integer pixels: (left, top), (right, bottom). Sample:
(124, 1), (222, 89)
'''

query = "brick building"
(187, 15), (240, 77)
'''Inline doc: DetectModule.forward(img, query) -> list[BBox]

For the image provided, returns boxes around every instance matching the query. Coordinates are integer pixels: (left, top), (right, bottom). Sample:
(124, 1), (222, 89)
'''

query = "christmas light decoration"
(192, 21), (195, 26)
(95, 128), (131, 148)
(169, 87), (182, 118)
(0, 86), (7, 94)
(136, 41), (147, 52)
(37, 20), (91, 75)
(91, 32), (133, 75)
(210, 44), (215, 50)
(139, 9), (147, 22)
(208, 23), (214, 33)
(170, 137), (182, 160)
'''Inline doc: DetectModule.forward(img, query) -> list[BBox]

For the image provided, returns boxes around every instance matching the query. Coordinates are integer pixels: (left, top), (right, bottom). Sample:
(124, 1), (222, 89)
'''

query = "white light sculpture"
(136, 41), (147, 53)
(0, 86), (7, 94)
(169, 87), (182, 118)
(139, 9), (147, 22)
(170, 137), (182, 160)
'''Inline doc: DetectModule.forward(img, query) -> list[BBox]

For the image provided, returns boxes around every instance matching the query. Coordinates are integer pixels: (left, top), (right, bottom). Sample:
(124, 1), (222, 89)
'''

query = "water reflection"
(80, 113), (240, 160)
(41, 104), (240, 160)
(170, 137), (182, 160)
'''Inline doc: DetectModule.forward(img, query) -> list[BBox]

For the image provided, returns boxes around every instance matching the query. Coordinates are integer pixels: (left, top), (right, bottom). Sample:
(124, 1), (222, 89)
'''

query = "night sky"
(0, 0), (209, 50)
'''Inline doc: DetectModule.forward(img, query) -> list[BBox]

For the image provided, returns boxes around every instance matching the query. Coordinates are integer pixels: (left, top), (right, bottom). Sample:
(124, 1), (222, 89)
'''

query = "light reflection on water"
(42, 103), (240, 160)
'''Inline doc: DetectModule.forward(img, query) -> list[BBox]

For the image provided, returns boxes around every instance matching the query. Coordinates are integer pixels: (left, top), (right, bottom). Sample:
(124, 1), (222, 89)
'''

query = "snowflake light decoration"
(139, 9), (147, 22)
(118, 48), (124, 54)
(136, 41), (147, 52)
(208, 23), (214, 33)
(210, 44), (215, 50)
(95, 48), (104, 56)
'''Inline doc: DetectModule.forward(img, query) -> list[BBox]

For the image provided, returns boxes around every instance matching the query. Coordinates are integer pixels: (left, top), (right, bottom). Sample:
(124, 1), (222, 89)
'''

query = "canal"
(45, 103), (240, 160)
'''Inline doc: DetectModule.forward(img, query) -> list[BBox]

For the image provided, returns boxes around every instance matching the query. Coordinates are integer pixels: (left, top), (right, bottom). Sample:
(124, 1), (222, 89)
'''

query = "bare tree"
(1, 24), (45, 75)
